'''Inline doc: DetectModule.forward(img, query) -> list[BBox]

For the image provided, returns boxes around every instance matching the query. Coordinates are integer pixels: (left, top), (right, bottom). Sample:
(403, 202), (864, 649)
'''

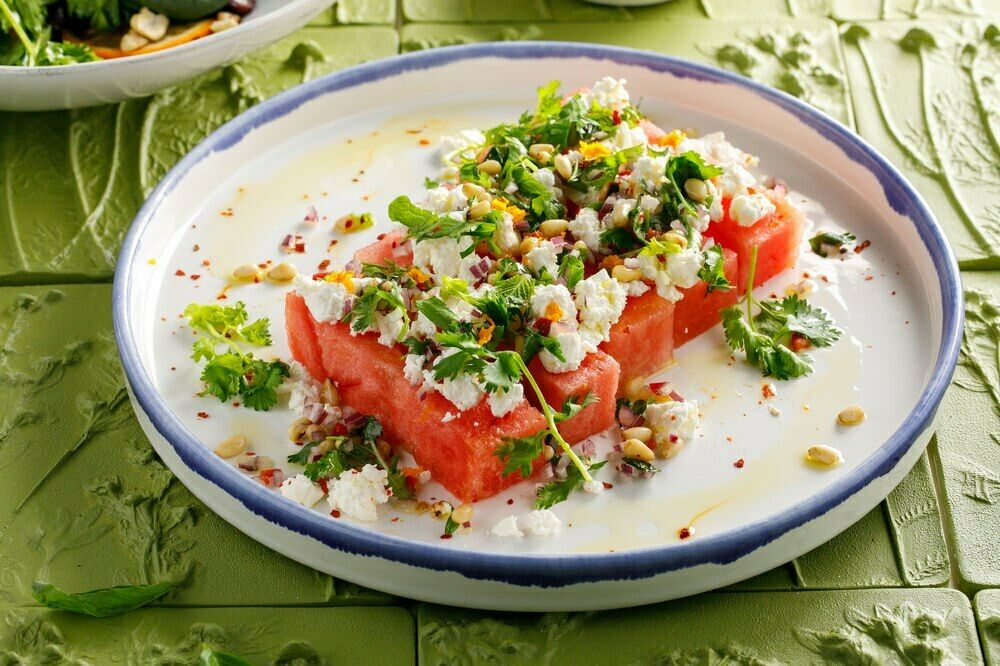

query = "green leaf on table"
(197, 645), (251, 666)
(535, 460), (606, 509)
(32, 580), (173, 618)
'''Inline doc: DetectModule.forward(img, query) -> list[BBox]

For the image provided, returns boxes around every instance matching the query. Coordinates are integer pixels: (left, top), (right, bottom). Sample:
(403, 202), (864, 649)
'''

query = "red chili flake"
(318, 478), (329, 494)
(330, 422), (348, 436)
(318, 259), (331, 271)
(864, 275), (874, 281)
(419, 138), (431, 146)
(175, 269), (186, 276)
(462, 521), (471, 528)
(328, 239), (339, 250)
(533, 318), (553, 336)
(802, 271), (810, 278)
(440, 534), (453, 540)
(331, 509), (341, 518)
(612, 109), (621, 125)
(197, 411), (209, 419)
(761, 383), (776, 399)
(789, 333), (810, 352)
(507, 498), (514, 505)
(669, 434), (679, 443)
(602, 482), (614, 490)
(391, 517), (400, 522)
(313, 272), (329, 280)
(734, 458), (745, 468)
(304, 205), (319, 224)
(193, 244), (200, 251)
(377, 233), (387, 241)
(202, 259), (211, 267)
(854, 240), (871, 253)
(678, 527), (692, 540)
(190, 274), (201, 280)
(891, 290), (897, 295)
(170, 366), (176, 371)
(281, 234), (307, 253)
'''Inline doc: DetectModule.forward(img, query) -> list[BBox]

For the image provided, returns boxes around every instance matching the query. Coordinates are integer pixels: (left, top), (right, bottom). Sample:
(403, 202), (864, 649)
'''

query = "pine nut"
(542, 444), (555, 461)
(287, 417), (311, 442)
(267, 262), (297, 282)
(612, 265), (642, 283)
(210, 11), (240, 33)
(131, 7), (169, 41)
(321, 379), (340, 406)
(539, 219), (569, 238)
(232, 263), (261, 280)
(837, 405), (866, 426)
(807, 445), (843, 467)
(120, 31), (149, 52)
(684, 178), (709, 202)
(661, 231), (688, 249)
(468, 199), (491, 220)
(478, 159), (501, 176)
(430, 500), (453, 520)
(451, 503), (473, 524)
(215, 434), (247, 458)
(462, 182), (485, 199)
(656, 439), (684, 459)
(623, 438), (655, 462)
(554, 153), (574, 180)
(519, 236), (540, 257)
(537, 151), (552, 164)
(572, 240), (589, 254)
(623, 426), (653, 443)
(529, 143), (555, 160)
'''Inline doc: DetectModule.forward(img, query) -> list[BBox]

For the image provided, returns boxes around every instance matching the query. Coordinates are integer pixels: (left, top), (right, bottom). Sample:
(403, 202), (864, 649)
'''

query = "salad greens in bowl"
(1, 0), (331, 110)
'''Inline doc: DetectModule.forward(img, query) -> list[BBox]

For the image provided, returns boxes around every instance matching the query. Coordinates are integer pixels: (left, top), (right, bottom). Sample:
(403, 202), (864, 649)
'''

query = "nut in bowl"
(0, 0), (332, 111)
(114, 43), (961, 611)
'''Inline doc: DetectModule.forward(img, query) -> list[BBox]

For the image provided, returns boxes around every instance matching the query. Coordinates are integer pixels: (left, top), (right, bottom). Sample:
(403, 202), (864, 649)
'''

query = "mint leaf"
(416, 296), (460, 333)
(32, 580), (173, 618)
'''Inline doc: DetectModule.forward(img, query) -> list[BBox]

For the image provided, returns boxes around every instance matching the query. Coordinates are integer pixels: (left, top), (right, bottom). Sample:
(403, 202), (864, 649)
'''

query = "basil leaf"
(32, 580), (173, 618)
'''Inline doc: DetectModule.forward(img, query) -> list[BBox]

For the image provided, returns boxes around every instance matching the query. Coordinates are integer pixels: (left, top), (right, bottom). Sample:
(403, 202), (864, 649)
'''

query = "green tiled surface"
(0, 2), (997, 661)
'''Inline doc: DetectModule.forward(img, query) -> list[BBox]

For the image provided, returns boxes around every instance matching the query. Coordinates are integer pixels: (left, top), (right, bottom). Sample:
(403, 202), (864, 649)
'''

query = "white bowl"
(1, 0), (331, 111)
(113, 43), (962, 611)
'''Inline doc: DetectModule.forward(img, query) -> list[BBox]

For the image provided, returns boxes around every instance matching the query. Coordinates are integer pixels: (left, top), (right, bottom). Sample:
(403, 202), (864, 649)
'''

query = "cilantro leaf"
(535, 460), (607, 509)
(304, 449), (346, 482)
(553, 392), (597, 424)
(522, 327), (564, 363)
(809, 230), (856, 257)
(415, 296), (460, 333)
(494, 432), (546, 477)
(287, 440), (325, 466)
(698, 244), (732, 293)
(754, 295), (842, 348)
(198, 353), (245, 402)
(482, 351), (522, 393)
(622, 458), (659, 475)
(559, 252), (585, 290)
(240, 359), (290, 411)
(722, 306), (814, 380)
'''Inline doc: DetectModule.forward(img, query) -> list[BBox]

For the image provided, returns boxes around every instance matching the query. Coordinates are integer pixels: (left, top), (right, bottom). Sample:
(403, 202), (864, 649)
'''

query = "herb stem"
(744, 245), (759, 331)
(0, 0), (37, 65)
(515, 356), (593, 483)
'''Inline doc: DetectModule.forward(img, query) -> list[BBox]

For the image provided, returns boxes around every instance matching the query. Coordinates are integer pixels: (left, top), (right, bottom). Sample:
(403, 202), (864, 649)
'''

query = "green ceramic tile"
(0, 27), (398, 285)
(841, 20), (1000, 269)
(418, 589), (982, 664)
(832, 0), (1000, 20)
(312, 0), (397, 25)
(0, 606), (415, 664)
(934, 272), (1000, 591)
(400, 19), (853, 125)
(0, 285), (391, 607)
(977, 590), (1000, 666)
(401, 0), (838, 23)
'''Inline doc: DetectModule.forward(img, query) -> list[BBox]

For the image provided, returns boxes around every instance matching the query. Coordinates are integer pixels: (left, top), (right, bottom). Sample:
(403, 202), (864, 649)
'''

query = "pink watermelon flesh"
(705, 194), (804, 293)
(527, 350), (620, 445)
(600, 289), (675, 392)
(353, 230), (413, 267)
(286, 293), (547, 502)
(673, 247), (739, 347)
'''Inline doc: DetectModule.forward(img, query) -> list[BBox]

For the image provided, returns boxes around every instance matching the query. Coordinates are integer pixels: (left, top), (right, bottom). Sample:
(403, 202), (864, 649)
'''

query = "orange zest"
(653, 129), (687, 148)
(578, 141), (611, 160)
(323, 270), (356, 293)
(407, 266), (430, 285)
(544, 301), (564, 322)
(477, 318), (496, 345)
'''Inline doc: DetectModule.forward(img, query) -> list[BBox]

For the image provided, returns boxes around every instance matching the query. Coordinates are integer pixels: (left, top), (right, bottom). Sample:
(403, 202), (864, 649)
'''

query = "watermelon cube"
(600, 289), (675, 391)
(673, 247), (739, 347)
(527, 349), (620, 444)
(353, 230), (412, 267)
(705, 195), (805, 292)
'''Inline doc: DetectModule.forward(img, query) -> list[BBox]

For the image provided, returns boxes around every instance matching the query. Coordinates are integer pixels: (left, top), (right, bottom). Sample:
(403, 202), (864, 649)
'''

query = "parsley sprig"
(184, 302), (289, 411)
(721, 247), (841, 379)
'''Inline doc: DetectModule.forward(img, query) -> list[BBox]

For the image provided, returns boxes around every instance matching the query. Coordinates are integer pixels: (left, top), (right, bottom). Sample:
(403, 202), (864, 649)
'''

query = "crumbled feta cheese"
(630, 155), (667, 192)
(294, 275), (350, 323)
(494, 213), (520, 254)
(442, 411), (457, 423)
(531, 283), (578, 324)
(439, 129), (485, 163)
(488, 384), (524, 418)
(729, 192), (776, 227)
(644, 400), (700, 456)
(284, 361), (320, 416)
(639, 194), (661, 216)
(280, 474), (325, 507)
(424, 186), (468, 214)
(630, 246), (703, 302)
(583, 76), (630, 111)
(403, 353), (426, 386)
(412, 237), (464, 282)
(611, 122), (647, 151)
(612, 197), (636, 225)
(430, 348), (486, 411)
(375, 307), (407, 346)
(539, 327), (587, 373)
(411, 311), (438, 338)
(522, 509), (562, 536)
(716, 164), (757, 198)
(533, 168), (560, 198)
(574, 269), (627, 344)
(489, 515), (524, 538)
(568, 208), (603, 253)
(326, 465), (389, 521)
(523, 240), (560, 279)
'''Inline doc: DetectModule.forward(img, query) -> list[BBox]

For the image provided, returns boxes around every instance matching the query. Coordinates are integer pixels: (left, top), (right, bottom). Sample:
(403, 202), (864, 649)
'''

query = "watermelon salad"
(184, 78), (849, 540)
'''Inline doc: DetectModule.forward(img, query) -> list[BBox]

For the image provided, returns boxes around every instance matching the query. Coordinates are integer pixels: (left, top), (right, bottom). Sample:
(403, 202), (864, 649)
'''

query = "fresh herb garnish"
(809, 230), (856, 257)
(31, 580), (173, 618)
(494, 434), (546, 478)
(443, 515), (461, 536)
(184, 302), (289, 411)
(535, 460), (607, 509)
(622, 458), (659, 475)
(698, 244), (732, 293)
(198, 646), (251, 666)
(722, 246), (841, 379)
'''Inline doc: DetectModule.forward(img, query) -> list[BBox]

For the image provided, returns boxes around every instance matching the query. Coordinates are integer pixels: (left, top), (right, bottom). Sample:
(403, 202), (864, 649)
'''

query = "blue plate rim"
(113, 41), (963, 588)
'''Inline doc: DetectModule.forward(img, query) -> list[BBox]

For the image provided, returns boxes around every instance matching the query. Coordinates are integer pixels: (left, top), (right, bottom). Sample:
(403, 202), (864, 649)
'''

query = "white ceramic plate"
(113, 43), (962, 611)
(1, 0), (331, 111)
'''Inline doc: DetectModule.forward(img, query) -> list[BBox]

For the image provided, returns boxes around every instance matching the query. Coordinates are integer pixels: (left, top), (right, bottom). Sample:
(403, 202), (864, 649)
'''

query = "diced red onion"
(342, 411), (366, 430)
(303, 205), (319, 224)
(599, 194), (618, 218)
(391, 239), (412, 260)
(514, 219), (531, 231)
(345, 259), (361, 273)
(538, 466), (554, 481)
(281, 234), (306, 254)
(341, 296), (355, 316)
(580, 439), (596, 458)
(619, 462), (635, 476)
(237, 453), (258, 471)
(648, 380), (672, 395)
(550, 235), (568, 249)
(618, 406), (640, 428)
(669, 390), (685, 402)
(468, 256), (492, 281)
(611, 442), (623, 453)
